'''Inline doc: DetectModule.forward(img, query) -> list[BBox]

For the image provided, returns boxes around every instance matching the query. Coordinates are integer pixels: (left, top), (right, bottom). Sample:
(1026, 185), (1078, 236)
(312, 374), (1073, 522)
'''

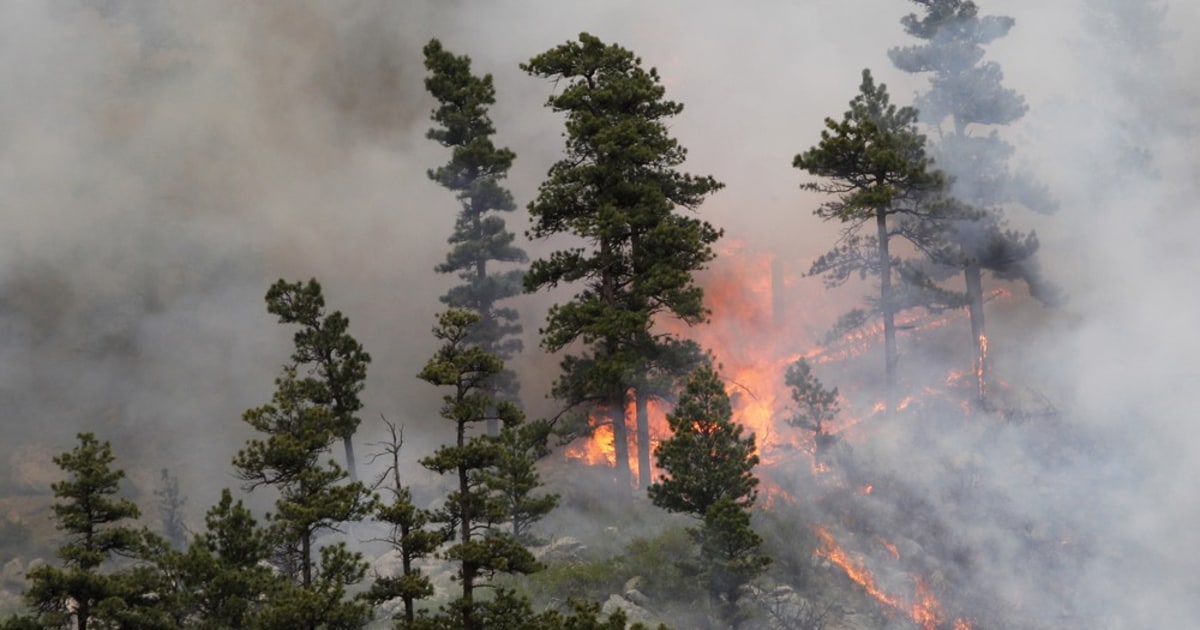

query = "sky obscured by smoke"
(1, 0), (1197, 625)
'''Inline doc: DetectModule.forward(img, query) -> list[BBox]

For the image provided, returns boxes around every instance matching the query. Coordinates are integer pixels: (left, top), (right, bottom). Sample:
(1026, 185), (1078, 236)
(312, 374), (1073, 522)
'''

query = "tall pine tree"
(522, 33), (723, 493)
(795, 69), (953, 411)
(889, 0), (1059, 404)
(264, 278), (371, 481)
(417, 309), (542, 630)
(234, 280), (375, 630)
(424, 39), (527, 425)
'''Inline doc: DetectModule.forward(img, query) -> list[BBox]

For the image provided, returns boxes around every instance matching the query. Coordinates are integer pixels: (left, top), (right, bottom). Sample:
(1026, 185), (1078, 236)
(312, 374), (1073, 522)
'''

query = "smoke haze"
(1, 0), (1197, 626)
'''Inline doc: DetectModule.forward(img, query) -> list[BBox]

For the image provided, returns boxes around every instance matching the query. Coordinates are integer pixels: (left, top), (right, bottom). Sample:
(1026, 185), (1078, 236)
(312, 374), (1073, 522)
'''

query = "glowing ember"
(912, 577), (942, 630)
(976, 333), (989, 402)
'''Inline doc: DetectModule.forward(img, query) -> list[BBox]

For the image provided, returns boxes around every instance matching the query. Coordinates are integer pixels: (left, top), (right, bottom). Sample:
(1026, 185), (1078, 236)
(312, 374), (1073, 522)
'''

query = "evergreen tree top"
(649, 364), (760, 518)
(889, 0), (1026, 130)
(522, 33), (723, 406)
(794, 69), (943, 218)
(49, 433), (142, 570)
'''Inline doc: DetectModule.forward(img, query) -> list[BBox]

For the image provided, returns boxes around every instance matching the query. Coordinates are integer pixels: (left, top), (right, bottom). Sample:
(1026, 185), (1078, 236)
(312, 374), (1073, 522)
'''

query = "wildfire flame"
(815, 526), (904, 611)
(816, 526), (972, 630)
(976, 333), (989, 402)
(557, 244), (1010, 627)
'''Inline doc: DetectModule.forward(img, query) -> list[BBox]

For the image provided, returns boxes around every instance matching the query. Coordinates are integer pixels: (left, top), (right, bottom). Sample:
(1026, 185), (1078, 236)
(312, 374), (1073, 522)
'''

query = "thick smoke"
(1, 0), (1197, 626)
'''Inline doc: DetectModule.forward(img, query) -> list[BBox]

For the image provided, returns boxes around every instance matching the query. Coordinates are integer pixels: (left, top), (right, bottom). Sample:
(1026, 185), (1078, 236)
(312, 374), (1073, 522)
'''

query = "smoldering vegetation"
(0, 0), (1198, 628)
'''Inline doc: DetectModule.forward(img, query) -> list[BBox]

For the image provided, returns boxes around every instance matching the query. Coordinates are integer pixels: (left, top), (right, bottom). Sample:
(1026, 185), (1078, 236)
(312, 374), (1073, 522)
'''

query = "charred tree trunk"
(876, 207), (898, 413)
(964, 263), (987, 407)
(635, 390), (651, 489)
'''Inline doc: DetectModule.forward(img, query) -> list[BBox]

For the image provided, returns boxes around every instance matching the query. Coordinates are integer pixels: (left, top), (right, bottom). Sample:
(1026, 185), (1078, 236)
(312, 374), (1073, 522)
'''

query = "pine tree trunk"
(477, 238), (500, 437)
(401, 522), (416, 624)
(636, 391), (651, 489)
(302, 533), (312, 588)
(876, 207), (898, 412)
(457, 414), (477, 630)
(964, 264), (987, 407)
(610, 401), (632, 494)
(342, 436), (357, 482)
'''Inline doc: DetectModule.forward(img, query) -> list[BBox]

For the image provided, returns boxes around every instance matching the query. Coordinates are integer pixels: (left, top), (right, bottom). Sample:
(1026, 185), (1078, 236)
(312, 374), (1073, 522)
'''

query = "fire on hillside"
(558, 242), (1030, 628)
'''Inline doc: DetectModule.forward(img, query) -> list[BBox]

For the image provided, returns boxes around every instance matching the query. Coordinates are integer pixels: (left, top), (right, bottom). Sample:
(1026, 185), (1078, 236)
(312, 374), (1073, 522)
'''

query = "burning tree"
(889, 0), (1060, 406)
(649, 364), (769, 629)
(424, 39), (527, 423)
(522, 33), (723, 494)
(794, 69), (955, 411)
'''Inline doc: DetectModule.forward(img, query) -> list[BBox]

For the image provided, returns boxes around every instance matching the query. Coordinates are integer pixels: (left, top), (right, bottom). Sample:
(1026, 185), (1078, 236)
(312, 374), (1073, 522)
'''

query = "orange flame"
(912, 577), (943, 630)
(815, 526), (904, 610)
(817, 527), (973, 630)
(558, 245), (992, 628)
(976, 333), (988, 401)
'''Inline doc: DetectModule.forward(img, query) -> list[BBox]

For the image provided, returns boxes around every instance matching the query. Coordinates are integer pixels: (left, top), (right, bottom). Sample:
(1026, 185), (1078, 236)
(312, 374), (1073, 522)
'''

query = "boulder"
(601, 594), (653, 625)
(2, 557), (23, 583)
(532, 536), (588, 564)
(623, 589), (650, 607)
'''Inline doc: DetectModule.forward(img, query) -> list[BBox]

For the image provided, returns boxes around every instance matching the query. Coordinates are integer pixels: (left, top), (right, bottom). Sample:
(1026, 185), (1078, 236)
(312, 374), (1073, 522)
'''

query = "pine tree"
(889, 0), (1060, 404)
(265, 278), (371, 481)
(166, 488), (279, 629)
(22, 433), (146, 630)
(154, 468), (188, 551)
(483, 419), (560, 543)
(784, 358), (840, 460)
(424, 38), (527, 420)
(794, 69), (954, 411)
(418, 309), (542, 630)
(631, 338), (707, 490)
(234, 280), (375, 630)
(522, 33), (723, 493)
(363, 419), (441, 625)
(648, 365), (768, 628)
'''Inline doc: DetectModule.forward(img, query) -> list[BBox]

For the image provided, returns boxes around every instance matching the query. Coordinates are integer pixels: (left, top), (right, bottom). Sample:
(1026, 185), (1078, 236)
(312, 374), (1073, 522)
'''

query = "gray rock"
(602, 594), (652, 625)
(532, 536), (588, 564)
(370, 550), (403, 578)
(894, 538), (922, 560)
(2, 558), (23, 583)
(623, 589), (650, 607)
